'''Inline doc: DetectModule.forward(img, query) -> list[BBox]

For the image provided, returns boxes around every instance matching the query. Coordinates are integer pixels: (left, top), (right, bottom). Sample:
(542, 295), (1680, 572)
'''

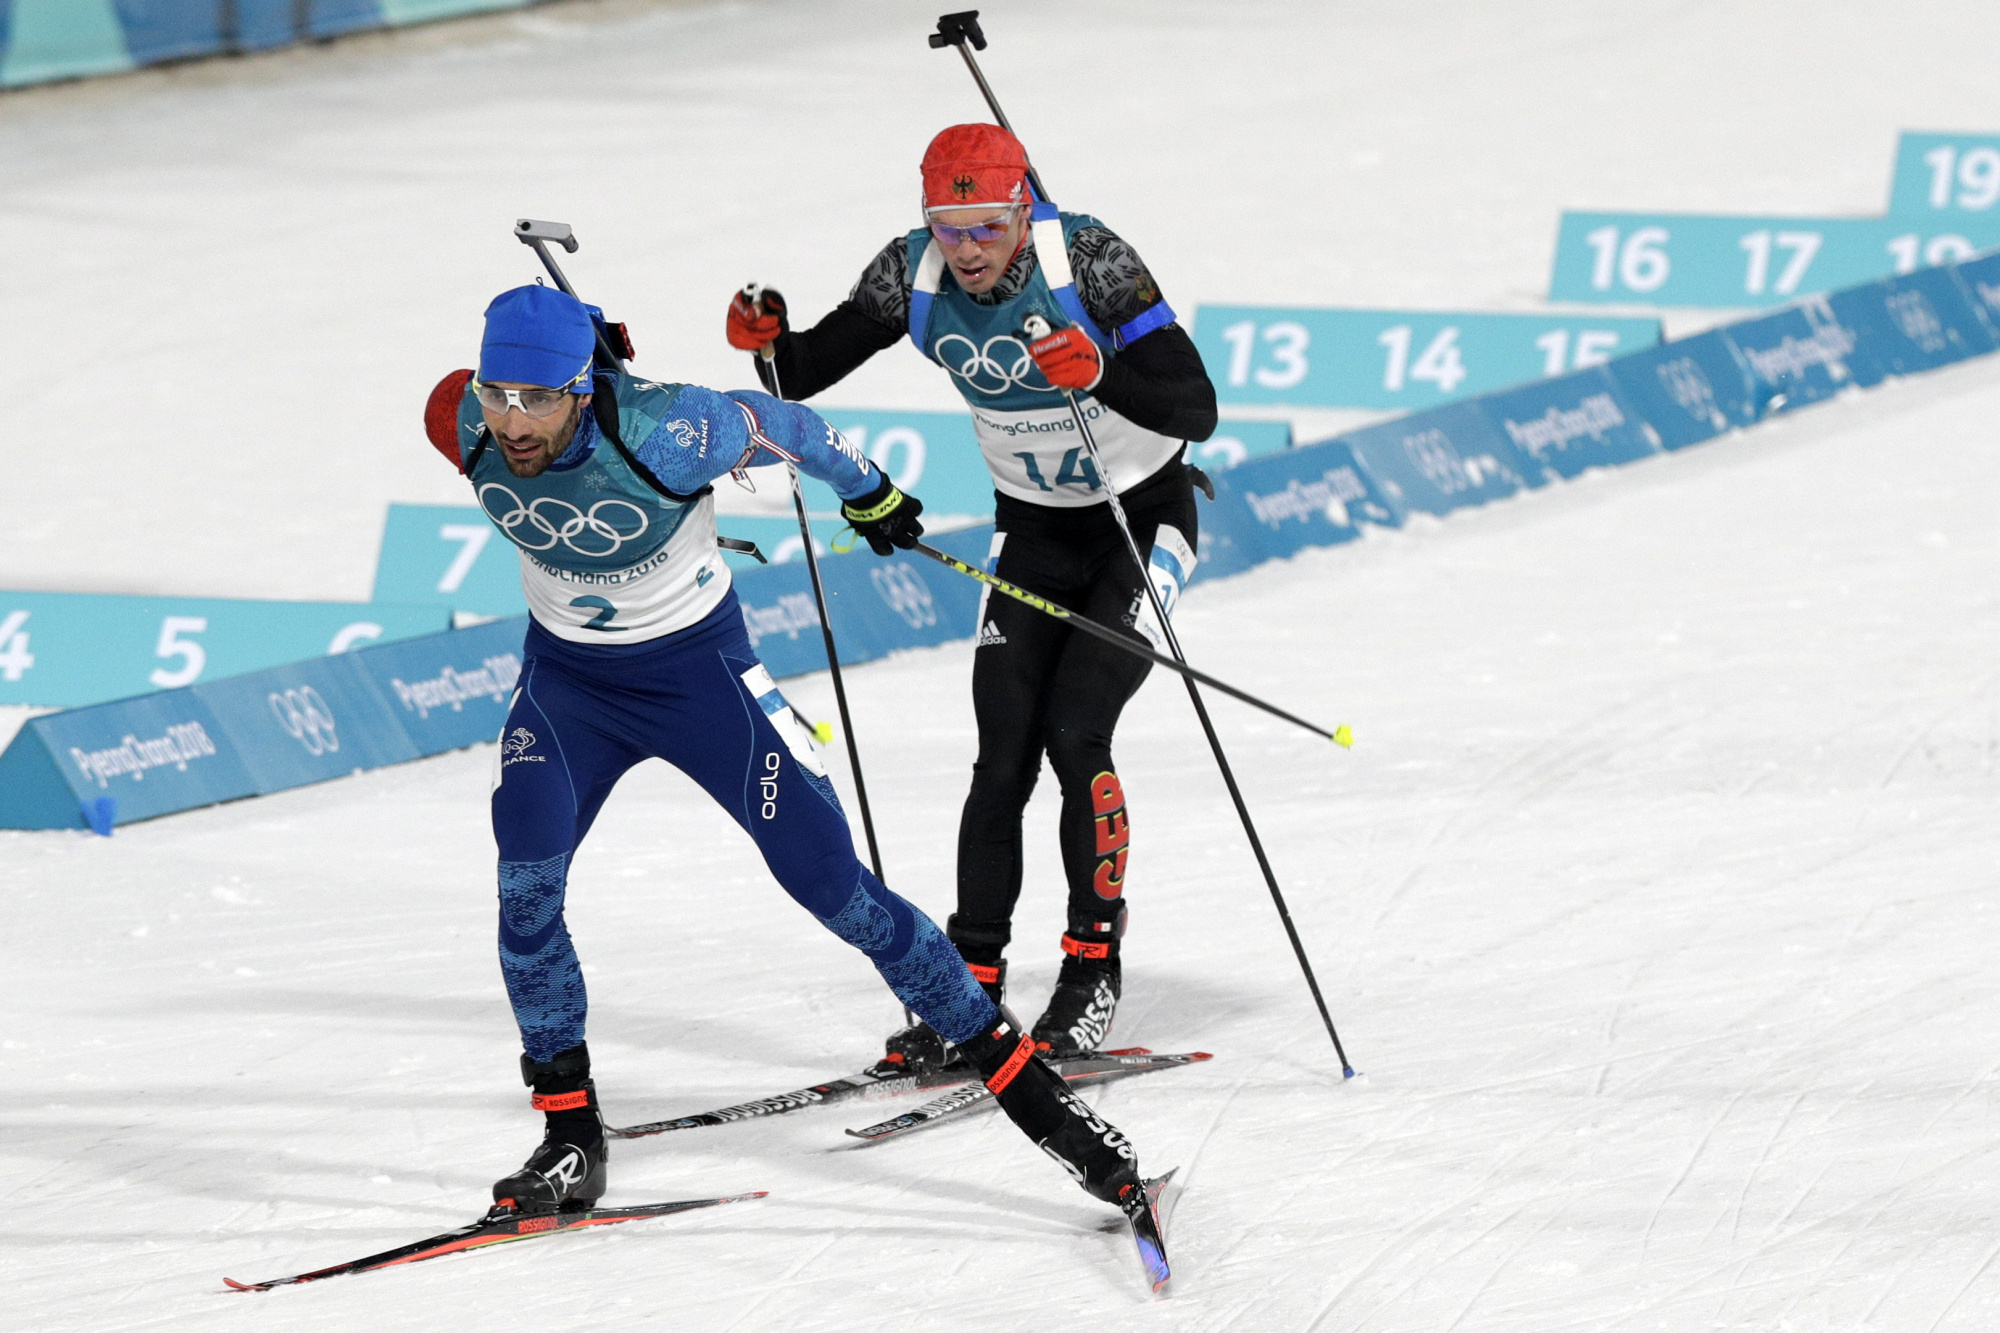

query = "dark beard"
(500, 399), (585, 477)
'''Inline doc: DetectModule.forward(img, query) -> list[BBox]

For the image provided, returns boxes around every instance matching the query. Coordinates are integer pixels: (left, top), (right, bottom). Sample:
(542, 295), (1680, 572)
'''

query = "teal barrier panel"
(794, 409), (989, 519)
(1826, 266), (2000, 376)
(0, 0), (134, 86)
(0, 590), (446, 709)
(1192, 305), (1660, 409)
(1889, 133), (2000, 217)
(0, 616), (526, 830)
(1474, 368), (1658, 479)
(1718, 296), (1881, 415)
(1943, 250), (2000, 337)
(1194, 441), (1397, 582)
(733, 527), (994, 680)
(347, 616), (525, 754)
(2, 692), (259, 829)
(1550, 211), (2000, 308)
(1335, 400), (1546, 519)
(1602, 330), (1759, 451)
(371, 502), (530, 617)
(192, 655), (420, 795)
(0, 0), (549, 88)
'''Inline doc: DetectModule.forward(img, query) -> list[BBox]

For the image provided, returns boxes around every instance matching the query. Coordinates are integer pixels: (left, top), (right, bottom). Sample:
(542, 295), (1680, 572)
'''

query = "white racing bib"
(968, 396), (1186, 507)
(516, 497), (732, 643)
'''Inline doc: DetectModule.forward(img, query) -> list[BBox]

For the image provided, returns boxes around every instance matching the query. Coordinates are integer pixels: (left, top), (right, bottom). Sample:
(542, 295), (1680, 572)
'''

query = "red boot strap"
(984, 1034), (1036, 1095)
(967, 963), (1002, 985)
(532, 1089), (592, 1112)
(1061, 934), (1112, 960)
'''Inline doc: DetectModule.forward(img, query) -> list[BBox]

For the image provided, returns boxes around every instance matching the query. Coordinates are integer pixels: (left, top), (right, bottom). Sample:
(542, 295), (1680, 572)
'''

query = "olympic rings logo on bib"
(478, 484), (650, 557)
(933, 333), (1059, 397)
(268, 687), (338, 756)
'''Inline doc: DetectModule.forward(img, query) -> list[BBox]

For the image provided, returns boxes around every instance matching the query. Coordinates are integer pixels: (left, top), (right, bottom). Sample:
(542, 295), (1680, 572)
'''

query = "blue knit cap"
(480, 285), (595, 391)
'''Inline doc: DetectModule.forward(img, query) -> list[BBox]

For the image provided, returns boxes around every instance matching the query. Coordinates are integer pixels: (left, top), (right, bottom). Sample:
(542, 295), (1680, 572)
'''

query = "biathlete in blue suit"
(422, 284), (1147, 1218)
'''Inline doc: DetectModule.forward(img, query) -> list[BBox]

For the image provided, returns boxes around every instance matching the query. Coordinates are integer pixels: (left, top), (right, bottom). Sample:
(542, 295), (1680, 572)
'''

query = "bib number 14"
(1014, 447), (1102, 493)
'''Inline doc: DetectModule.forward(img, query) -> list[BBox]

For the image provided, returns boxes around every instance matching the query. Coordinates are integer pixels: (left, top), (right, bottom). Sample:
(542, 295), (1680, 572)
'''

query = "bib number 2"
(569, 596), (625, 632)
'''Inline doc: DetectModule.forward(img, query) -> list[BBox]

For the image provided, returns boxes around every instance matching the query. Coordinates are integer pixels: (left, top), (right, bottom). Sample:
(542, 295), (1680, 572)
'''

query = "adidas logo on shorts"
(976, 619), (1007, 647)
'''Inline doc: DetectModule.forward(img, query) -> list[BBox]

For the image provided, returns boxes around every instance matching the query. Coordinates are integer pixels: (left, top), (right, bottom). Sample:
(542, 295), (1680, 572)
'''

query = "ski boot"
(871, 915), (1009, 1076)
(1032, 905), (1124, 1058)
(959, 1007), (1143, 1208)
(492, 1042), (607, 1215)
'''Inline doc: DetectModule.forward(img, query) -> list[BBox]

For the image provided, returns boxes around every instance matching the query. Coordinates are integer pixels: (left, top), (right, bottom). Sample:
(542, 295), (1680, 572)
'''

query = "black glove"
(842, 471), (925, 556)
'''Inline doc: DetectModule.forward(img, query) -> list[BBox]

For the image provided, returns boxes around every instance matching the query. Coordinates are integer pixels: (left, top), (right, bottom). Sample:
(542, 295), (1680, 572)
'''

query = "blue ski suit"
(450, 372), (996, 1061)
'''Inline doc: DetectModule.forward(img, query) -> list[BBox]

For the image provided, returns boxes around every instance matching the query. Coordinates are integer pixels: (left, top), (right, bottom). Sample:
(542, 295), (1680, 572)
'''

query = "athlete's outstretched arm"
(741, 237), (909, 401)
(628, 385), (881, 500)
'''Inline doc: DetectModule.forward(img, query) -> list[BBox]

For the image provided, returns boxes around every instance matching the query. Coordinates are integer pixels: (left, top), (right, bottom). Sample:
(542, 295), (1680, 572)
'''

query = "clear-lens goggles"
(925, 204), (1022, 247)
(472, 366), (590, 419)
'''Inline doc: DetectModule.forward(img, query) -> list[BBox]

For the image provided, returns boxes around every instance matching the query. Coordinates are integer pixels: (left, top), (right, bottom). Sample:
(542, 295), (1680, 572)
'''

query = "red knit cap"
(921, 123), (1030, 210)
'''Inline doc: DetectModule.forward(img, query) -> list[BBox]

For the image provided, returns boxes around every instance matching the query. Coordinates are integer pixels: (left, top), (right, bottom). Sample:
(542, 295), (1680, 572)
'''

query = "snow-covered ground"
(6, 1), (2000, 1329)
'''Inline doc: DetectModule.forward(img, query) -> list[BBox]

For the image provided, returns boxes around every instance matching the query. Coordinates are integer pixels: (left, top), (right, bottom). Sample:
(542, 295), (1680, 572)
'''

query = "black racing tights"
(949, 459), (1200, 971)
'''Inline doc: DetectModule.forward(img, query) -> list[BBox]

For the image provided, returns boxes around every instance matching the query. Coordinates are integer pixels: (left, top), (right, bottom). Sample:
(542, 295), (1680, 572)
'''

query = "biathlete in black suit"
(727, 124), (1218, 1067)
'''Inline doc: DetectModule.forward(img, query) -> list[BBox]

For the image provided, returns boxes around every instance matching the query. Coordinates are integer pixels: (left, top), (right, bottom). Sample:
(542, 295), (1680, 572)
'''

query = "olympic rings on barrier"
(933, 333), (1058, 397)
(477, 484), (651, 557)
(870, 564), (937, 629)
(268, 686), (339, 756)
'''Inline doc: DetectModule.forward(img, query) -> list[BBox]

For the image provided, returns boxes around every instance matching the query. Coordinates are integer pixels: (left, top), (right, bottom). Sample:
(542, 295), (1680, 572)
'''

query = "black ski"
(845, 1050), (1213, 1143)
(1124, 1169), (1177, 1293)
(223, 1192), (765, 1291)
(604, 1063), (982, 1139)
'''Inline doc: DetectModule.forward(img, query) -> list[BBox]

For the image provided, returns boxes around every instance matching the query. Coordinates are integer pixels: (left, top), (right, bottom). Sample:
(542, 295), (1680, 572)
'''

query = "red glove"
(1027, 325), (1103, 391)
(425, 368), (475, 473)
(726, 288), (787, 352)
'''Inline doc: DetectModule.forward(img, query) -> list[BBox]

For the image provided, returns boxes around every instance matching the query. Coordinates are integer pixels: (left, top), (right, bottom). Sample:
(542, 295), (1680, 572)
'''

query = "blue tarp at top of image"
(0, 0), (534, 88)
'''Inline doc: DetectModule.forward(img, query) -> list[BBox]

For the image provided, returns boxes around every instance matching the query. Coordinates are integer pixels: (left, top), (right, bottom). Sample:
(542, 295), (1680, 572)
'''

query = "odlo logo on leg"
(1090, 771), (1130, 900)
(760, 751), (782, 819)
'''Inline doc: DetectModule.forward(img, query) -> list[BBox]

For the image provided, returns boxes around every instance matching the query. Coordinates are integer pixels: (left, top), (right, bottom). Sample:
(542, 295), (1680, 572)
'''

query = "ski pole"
(911, 540), (1350, 747)
(1017, 302), (1359, 1077)
(739, 284), (892, 889)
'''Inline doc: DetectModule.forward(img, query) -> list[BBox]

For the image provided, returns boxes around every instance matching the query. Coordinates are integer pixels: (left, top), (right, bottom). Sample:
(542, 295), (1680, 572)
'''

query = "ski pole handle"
(741, 282), (777, 364)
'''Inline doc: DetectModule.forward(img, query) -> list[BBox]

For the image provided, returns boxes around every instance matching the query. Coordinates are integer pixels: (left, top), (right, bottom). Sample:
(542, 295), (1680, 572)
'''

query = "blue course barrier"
(1337, 400), (1546, 519)
(0, 590), (446, 709)
(1549, 212), (2000, 308)
(15, 253), (2000, 830)
(0, 616), (524, 830)
(1889, 133), (2000, 218)
(1473, 368), (1658, 480)
(1602, 331), (1759, 451)
(1192, 306), (1661, 409)
(1193, 443), (1399, 582)
(1718, 297), (1880, 415)
(1826, 265), (2000, 375)
(0, 0), (542, 89)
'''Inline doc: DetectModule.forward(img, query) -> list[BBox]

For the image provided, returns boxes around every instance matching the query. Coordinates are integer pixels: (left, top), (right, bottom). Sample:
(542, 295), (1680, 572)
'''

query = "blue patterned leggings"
(490, 595), (995, 1061)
